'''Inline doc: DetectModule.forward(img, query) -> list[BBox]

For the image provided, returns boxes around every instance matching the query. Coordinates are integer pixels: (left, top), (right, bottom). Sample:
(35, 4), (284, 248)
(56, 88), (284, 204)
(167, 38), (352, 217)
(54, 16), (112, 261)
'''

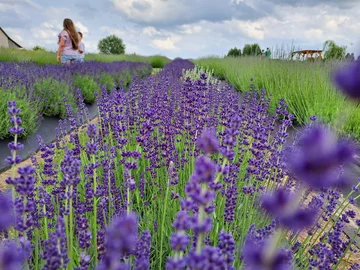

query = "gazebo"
(291, 50), (323, 61)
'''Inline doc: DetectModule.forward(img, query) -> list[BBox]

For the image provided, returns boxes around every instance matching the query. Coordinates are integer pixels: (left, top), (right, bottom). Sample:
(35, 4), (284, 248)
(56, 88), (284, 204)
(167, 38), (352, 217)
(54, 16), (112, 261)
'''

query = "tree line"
(227, 44), (262, 57)
(227, 40), (359, 61)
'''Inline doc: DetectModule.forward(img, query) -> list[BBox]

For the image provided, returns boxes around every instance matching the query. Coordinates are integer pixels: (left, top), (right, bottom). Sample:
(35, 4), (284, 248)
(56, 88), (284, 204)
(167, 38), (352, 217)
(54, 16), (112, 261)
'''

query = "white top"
(78, 41), (85, 59)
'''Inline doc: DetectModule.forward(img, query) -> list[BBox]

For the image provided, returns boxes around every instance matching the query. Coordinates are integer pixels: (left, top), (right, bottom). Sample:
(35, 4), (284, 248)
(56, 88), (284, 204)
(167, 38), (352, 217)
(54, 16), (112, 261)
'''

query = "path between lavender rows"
(0, 103), (98, 173)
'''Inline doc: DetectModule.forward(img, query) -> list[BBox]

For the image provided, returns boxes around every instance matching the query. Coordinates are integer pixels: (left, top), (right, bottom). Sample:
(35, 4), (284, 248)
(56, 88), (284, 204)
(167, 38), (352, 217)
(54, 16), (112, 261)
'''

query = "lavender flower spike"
(0, 190), (14, 231)
(97, 214), (138, 270)
(197, 128), (220, 155)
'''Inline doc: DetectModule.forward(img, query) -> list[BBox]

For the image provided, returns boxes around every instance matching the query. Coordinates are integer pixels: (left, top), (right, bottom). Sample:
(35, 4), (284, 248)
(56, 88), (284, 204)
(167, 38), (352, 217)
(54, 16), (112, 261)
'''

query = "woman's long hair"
(62, 18), (80, 50)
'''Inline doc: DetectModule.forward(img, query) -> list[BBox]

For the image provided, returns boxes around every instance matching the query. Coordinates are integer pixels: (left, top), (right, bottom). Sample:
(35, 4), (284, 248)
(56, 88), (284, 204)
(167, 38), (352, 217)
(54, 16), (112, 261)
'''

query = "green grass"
(196, 56), (360, 139)
(0, 48), (171, 67)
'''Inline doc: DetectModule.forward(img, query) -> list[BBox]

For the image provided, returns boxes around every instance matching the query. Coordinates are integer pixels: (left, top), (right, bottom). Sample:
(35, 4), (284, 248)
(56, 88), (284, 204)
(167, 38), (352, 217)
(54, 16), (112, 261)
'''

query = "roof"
(0, 27), (23, 48)
(292, 50), (322, 55)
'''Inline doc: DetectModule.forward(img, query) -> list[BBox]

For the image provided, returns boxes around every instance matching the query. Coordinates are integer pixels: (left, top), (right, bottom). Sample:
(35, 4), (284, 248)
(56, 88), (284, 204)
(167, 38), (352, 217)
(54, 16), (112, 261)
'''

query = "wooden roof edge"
(0, 27), (23, 48)
(292, 50), (323, 54)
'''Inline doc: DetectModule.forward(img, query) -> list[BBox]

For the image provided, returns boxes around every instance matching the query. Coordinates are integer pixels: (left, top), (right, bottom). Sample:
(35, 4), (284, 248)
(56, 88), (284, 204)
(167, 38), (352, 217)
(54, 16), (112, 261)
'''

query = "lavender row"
(0, 61), (152, 138)
(0, 59), (360, 269)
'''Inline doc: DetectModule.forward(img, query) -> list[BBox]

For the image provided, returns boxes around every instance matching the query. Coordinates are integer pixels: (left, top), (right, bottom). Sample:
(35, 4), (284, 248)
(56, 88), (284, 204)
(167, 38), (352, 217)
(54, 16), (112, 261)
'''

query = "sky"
(1, 0), (360, 59)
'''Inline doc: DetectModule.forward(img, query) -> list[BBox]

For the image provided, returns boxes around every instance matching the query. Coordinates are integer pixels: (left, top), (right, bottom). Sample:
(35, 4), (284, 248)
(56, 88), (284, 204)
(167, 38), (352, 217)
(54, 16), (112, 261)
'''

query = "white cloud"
(75, 21), (89, 35)
(142, 26), (160, 37)
(31, 28), (57, 40)
(180, 25), (202, 35)
(3, 28), (24, 43)
(44, 7), (72, 19)
(41, 21), (62, 31)
(151, 36), (181, 50)
(112, 0), (172, 23)
(111, 0), (263, 26)
(304, 28), (323, 39)
(126, 44), (140, 53)
(100, 26), (127, 37)
(0, 3), (14, 12)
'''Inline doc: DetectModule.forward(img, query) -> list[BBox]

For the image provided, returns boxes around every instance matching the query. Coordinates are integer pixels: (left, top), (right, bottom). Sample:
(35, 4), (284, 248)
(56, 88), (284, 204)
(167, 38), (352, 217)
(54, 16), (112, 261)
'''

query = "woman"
(57, 18), (80, 64)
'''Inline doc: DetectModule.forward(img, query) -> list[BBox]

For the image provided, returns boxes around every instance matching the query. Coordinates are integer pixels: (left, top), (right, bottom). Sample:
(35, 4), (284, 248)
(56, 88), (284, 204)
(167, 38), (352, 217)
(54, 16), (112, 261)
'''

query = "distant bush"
(34, 78), (76, 118)
(0, 91), (39, 138)
(149, 55), (167, 68)
(32, 45), (46, 52)
(74, 75), (99, 104)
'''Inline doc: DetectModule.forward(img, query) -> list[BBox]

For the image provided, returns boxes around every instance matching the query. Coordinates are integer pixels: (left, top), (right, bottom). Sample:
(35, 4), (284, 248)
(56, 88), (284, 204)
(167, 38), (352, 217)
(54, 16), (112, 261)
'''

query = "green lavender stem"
(159, 182), (170, 270)
(92, 154), (98, 264)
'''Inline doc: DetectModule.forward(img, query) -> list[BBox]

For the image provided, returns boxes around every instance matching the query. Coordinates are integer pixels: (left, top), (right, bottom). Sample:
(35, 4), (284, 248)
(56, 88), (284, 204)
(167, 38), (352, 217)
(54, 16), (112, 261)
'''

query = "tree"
(345, 53), (355, 62)
(98, 35), (126, 55)
(323, 40), (347, 61)
(32, 45), (46, 51)
(227, 47), (242, 57)
(243, 43), (262, 56)
(251, 43), (261, 56)
(243, 44), (252, 56)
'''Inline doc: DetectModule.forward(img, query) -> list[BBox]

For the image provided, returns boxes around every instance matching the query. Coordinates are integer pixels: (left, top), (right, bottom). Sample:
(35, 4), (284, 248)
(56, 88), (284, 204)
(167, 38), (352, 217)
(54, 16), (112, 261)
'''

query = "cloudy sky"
(1, 0), (359, 58)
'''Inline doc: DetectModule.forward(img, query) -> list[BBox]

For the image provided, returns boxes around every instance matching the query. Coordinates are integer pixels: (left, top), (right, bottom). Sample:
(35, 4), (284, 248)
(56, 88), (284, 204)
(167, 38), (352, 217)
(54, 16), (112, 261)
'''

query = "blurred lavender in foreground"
(287, 124), (354, 189)
(334, 60), (360, 100)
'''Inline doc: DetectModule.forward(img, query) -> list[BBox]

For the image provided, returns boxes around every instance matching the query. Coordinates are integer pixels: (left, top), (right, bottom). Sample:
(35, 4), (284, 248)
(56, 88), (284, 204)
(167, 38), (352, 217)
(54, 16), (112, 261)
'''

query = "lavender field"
(1, 58), (360, 270)
(0, 61), (152, 138)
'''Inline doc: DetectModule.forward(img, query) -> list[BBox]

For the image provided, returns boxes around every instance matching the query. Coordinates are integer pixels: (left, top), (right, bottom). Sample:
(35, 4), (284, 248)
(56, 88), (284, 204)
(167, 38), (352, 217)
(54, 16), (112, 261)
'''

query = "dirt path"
(0, 117), (98, 190)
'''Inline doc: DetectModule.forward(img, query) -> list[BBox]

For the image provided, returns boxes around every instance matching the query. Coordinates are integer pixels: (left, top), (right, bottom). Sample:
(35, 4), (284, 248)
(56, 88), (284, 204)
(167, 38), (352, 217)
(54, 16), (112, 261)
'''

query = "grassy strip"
(0, 48), (171, 68)
(195, 56), (360, 139)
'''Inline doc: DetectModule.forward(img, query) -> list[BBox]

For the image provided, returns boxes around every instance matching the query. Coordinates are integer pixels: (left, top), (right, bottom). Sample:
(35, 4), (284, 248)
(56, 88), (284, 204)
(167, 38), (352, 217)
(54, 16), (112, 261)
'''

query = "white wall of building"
(0, 31), (8, 48)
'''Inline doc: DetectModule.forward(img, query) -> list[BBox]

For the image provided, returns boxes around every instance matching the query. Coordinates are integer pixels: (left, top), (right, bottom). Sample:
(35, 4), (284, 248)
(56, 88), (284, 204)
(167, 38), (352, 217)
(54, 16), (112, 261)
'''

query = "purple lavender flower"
(5, 101), (24, 165)
(166, 258), (186, 270)
(78, 252), (91, 270)
(0, 190), (14, 231)
(170, 232), (190, 251)
(97, 214), (138, 269)
(173, 211), (193, 231)
(0, 241), (25, 270)
(288, 125), (354, 189)
(168, 161), (179, 186)
(135, 230), (151, 270)
(186, 246), (227, 269)
(42, 216), (69, 269)
(218, 231), (236, 269)
(334, 60), (360, 100)
(191, 155), (216, 184)
(77, 215), (92, 249)
(350, 263), (360, 270)
(197, 128), (220, 155)
(261, 188), (318, 231)
(310, 116), (317, 121)
(242, 226), (292, 270)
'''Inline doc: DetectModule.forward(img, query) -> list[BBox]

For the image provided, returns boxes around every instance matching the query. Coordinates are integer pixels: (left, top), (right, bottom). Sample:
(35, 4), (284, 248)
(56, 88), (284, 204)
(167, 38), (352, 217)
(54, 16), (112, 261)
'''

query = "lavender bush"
(0, 59), (359, 269)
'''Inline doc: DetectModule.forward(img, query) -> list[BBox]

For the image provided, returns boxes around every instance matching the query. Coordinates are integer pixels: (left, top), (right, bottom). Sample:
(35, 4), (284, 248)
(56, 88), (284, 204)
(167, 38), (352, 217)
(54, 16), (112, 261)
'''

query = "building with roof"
(0, 27), (23, 49)
(291, 50), (323, 61)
